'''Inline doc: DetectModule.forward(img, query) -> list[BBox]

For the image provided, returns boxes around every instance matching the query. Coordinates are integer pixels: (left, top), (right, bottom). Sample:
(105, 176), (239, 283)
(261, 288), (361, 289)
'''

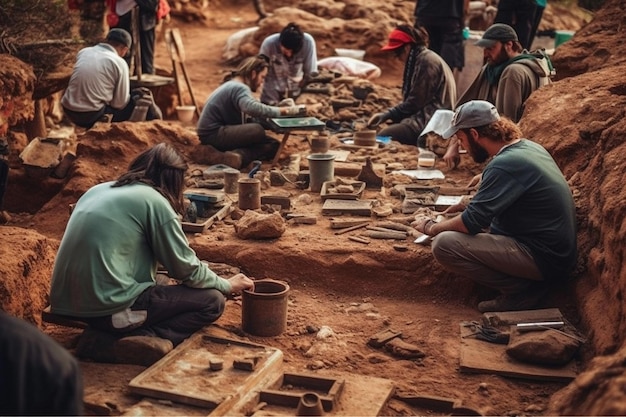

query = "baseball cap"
(442, 100), (501, 139)
(381, 28), (415, 51)
(474, 23), (519, 48)
(106, 28), (132, 48)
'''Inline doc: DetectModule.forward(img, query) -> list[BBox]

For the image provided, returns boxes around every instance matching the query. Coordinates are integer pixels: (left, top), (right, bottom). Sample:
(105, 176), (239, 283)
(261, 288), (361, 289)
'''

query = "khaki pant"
(431, 231), (543, 295)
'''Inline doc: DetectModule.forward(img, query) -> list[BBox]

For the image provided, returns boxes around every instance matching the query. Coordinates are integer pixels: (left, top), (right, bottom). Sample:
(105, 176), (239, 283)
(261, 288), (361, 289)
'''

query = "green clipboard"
(270, 117), (325, 129)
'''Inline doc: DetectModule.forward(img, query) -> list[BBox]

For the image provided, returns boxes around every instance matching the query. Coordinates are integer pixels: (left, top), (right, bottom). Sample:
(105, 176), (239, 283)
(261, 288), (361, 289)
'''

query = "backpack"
(529, 48), (556, 78)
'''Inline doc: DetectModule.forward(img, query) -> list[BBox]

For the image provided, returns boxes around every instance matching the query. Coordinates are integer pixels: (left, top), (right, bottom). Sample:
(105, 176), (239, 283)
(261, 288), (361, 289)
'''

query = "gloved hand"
(367, 112), (390, 128)
(284, 105), (307, 116)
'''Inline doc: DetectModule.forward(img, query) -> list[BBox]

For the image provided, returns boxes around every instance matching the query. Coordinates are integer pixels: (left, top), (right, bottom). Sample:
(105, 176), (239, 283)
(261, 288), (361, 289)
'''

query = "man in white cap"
(442, 23), (552, 168)
(414, 100), (577, 312)
(62, 28), (161, 128)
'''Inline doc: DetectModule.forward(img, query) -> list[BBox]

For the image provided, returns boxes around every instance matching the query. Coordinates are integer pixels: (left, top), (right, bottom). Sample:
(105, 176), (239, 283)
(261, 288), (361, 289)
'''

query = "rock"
(234, 211), (285, 239)
(506, 329), (581, 366)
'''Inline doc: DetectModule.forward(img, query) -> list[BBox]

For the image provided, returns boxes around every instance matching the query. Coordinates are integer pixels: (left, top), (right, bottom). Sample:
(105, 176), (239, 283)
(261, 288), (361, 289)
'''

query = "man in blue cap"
(414, 100), (577, 312)
(442, 23), (553, 168)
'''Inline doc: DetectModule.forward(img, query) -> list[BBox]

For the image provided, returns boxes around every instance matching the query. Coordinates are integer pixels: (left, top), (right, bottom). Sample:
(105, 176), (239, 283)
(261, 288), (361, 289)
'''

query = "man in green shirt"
(414, 101), (577, 312)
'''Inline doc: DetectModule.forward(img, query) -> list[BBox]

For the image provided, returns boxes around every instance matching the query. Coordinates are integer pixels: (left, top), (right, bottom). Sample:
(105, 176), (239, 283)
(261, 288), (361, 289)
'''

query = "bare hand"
(228, 273), (254, 294)
(283, 105), (306, 116)
(367, 112), (387, 128)
(443, 141), (461, 169)
(467, 173), (482, 189)
(412, 215), (434, 235)
(442, 203), (466, 215)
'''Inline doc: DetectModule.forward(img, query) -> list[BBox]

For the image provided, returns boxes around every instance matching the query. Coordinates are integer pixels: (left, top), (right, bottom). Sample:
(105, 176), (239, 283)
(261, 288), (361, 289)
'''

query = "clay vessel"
(296, 392), (324, 416)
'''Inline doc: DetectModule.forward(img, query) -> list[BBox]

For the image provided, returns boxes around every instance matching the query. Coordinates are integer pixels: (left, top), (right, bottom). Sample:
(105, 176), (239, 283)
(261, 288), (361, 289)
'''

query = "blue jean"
(86, 284), (225, 346)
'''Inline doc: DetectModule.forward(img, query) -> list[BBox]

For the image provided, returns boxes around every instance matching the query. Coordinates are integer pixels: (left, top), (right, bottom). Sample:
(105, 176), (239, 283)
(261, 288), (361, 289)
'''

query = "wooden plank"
(330, 218), (371, 229)
(459, 321), (577, 382)
(322, 199), (373, 216)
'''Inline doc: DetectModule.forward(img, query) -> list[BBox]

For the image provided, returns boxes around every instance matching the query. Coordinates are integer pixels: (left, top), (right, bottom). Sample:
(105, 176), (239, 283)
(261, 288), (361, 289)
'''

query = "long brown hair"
(223, 54), (270, 84)
(113, 143), (188, 213)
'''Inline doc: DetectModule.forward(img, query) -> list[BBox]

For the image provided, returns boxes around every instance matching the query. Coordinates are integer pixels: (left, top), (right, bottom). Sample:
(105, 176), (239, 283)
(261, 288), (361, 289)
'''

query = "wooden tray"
(181, 202), (232, 233)
(270, 117), (325, 129)
(128, 331), (283, 409)
(320, 180), (366, 201)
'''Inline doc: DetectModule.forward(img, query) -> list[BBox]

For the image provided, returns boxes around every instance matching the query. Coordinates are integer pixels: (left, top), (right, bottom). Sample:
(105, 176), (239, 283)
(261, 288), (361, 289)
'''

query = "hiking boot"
(223, 151), (242, 169)
(477, 286), (549, 313)
(76, 327), (120, 363)
(114, 336), (173, 366)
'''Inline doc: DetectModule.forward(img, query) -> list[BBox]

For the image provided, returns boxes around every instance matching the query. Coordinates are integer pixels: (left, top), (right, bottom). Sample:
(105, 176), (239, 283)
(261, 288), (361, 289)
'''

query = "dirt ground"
(3, 0), (626, 416)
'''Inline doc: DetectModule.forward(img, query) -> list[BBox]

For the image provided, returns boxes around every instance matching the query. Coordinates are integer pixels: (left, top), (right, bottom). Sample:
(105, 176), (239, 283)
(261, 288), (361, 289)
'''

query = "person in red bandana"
(367, 24), (457, 147)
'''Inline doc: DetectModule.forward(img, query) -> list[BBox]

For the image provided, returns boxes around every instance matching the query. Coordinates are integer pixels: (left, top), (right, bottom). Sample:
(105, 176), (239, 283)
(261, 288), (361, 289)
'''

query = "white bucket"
(176, 105), (196, 123)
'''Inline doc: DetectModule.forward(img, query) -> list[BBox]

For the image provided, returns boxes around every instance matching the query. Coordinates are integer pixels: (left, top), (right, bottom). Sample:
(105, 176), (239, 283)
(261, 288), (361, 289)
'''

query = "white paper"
(396, 169), (445, 180)
(435, 195), (463, 206)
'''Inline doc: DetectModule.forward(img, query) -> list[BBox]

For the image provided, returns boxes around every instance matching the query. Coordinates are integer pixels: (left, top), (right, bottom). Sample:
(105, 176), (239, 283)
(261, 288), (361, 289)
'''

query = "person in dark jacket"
(367, 24), (457, 146)
(0, 311), (83, 415)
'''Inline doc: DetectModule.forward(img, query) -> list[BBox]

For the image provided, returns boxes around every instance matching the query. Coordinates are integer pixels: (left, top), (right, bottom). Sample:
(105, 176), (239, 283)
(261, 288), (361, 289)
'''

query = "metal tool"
(248, 160), (262, 178)
(516, 321), (565, 332)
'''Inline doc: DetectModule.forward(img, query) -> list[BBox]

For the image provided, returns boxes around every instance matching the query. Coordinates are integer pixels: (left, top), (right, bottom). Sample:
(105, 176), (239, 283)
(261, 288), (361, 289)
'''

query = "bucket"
(554, 30), (575, 48)
(176, 105), (196, 123)
(307, 153), (335, 193)
(238, 178), (261, 210)
(242, 279), (290, 337)
(223, 168), (240, 194)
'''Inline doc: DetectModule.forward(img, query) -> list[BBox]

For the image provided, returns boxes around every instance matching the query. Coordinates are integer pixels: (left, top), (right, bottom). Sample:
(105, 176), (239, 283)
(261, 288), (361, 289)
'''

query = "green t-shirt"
(461, 140), (577, 281)
(50, 182), (231, 317)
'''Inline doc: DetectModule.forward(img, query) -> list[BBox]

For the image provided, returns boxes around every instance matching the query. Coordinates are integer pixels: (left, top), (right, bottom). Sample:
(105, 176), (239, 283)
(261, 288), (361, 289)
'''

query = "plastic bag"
(317, 57), (381, 80)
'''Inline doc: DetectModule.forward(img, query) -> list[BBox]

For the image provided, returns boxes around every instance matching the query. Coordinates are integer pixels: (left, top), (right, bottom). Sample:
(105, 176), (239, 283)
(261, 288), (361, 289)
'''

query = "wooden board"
(322, 199), (373, 216)
(482, 308), (564, 327)
(128, 329), (283, 409)
(459, 321), (577, 382)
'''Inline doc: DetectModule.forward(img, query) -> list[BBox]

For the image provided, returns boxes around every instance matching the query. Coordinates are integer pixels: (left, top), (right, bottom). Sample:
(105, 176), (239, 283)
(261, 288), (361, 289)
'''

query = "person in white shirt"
(61, 28), (161, 128)
(259, 22), (318, 106)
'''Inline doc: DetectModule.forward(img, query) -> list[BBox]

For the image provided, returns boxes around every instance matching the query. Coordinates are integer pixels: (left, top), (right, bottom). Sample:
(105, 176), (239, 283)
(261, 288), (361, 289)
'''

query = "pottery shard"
(506, 329), (581, 366)
(234, 211), (286, 240)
